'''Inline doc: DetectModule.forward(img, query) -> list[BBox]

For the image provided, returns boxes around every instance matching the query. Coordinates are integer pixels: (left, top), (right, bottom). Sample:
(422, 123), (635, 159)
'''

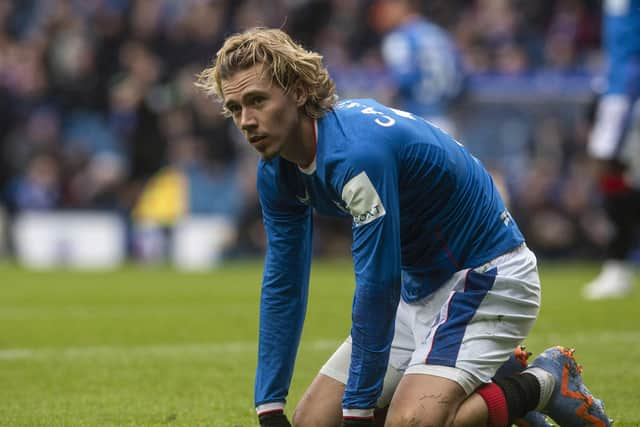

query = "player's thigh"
(292, 373), (343, 427)
(385, 374), (468, 427)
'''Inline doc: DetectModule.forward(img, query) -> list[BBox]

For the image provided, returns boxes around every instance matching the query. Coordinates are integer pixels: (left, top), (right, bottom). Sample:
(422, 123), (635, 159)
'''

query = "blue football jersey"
(381, 17), (465, 117)
(254, 99), (524, 410)
(603, 0), (640, 97)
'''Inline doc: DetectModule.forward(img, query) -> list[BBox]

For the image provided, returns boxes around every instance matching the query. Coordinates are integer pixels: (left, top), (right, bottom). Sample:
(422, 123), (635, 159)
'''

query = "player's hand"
(258, 412), (291, 427)
(342, 418), (375, 427)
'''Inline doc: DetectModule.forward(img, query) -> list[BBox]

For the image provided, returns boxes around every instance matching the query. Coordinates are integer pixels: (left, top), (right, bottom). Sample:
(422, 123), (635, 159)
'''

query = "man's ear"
(293, 84), (308, 107)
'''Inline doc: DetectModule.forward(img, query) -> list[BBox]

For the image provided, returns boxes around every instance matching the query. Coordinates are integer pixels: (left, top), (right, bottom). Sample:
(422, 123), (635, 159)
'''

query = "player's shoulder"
(257, 157), (307, 210)
(256, 158), (279, 194)
(257, 157), (276, 177)
(326, 99), (401, 144)
(331, 98), (415, 127)
(332, 98), (385, 116)
(256, 157), (294, 193)
(333, 98), (439, 141)
(323, 99), (427, 169)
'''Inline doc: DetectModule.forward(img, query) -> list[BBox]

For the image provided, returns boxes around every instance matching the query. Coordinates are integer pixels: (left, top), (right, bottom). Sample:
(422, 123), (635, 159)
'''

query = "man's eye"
(228, 105), (241, 114)
(253, 97), (265, 106)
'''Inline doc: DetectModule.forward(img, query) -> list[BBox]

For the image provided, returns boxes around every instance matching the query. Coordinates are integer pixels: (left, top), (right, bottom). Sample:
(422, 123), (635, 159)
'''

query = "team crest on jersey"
(500, 209), (513, 226)
(342, 172), (386, 226)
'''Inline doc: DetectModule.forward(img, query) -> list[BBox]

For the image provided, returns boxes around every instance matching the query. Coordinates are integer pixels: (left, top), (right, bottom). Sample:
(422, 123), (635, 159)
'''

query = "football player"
(196, 27), (610, 427)
(583, 0), (640, 299)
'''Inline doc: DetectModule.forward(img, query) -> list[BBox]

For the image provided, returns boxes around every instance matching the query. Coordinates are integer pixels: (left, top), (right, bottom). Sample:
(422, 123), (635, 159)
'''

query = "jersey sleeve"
(336, 142), (402, 413)
(254, 163), (313, 409)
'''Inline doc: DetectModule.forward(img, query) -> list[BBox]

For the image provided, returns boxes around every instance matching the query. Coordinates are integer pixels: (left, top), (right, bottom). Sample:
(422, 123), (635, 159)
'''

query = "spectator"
(582, 0), (640, 299)
(369, 0), (466, 134)
(6, 152), (62, 211)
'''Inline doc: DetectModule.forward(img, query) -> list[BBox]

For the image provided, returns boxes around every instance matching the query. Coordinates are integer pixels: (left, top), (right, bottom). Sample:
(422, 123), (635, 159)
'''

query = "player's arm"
(254, 164), (313, 421)
(337, 145), (402, 423)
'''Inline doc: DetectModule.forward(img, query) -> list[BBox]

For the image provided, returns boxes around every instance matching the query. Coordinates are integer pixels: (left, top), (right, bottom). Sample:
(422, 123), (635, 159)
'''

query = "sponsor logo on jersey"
(341, 171), (386, 226)
(353, 204), (384, 226)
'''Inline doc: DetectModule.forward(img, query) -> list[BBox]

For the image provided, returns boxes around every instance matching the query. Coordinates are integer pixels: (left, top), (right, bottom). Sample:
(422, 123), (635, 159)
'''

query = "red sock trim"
(599, 174), (631, 195)
(258, 408), (283, 417)
(477, 383), (509, 427)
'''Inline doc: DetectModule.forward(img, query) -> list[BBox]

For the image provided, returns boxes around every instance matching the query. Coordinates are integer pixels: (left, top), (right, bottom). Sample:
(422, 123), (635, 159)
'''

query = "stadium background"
(0, 0), (613, 268)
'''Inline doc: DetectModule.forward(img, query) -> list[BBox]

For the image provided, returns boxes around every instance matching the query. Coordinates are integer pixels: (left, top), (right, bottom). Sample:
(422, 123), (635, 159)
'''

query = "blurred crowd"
(0, 0), (612, 261)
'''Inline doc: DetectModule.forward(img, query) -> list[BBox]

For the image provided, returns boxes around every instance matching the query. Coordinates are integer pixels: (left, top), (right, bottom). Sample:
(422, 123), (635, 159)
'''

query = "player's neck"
(282, 115), (316, 168)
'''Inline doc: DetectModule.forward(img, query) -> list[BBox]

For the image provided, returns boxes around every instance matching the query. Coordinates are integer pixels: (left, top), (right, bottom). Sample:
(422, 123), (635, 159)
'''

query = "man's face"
(221, 64), (303, 161)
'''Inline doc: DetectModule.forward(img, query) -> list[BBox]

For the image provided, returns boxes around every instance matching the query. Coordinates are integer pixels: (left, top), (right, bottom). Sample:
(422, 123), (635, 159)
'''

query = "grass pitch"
(1, 260), (638, 426)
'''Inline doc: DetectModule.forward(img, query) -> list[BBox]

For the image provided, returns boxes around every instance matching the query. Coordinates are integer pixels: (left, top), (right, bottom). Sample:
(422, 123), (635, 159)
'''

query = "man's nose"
(240, 109), (257, 130)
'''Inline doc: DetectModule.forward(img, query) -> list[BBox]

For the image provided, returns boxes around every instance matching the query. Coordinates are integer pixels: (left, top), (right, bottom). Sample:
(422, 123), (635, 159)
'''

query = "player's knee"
(290, 405), (308, 427)
(385, 405), (455, 427)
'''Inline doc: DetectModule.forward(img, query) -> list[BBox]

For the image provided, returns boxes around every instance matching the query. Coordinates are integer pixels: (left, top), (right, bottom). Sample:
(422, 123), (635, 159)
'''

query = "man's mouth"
(248, 135), (266, 144)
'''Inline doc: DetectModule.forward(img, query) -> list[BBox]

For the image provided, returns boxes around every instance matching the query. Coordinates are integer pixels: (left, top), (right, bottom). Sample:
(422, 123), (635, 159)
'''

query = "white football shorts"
(319, 243), (541, 406)
(589, 94), (640, 160)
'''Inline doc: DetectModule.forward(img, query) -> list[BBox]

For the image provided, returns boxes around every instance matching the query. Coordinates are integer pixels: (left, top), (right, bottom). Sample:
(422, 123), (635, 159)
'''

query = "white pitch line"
(0, 349), (35, 360)
(0, 339), (341, 361)
(2, 330), (638, 362)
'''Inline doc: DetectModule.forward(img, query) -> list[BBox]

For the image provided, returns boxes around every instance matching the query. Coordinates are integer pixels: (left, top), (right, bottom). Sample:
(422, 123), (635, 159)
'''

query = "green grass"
(1, 260), (638, 426)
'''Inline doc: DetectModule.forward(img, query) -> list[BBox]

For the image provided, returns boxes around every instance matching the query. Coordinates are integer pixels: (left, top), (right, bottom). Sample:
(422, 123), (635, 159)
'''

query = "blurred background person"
(5, 151), (62, 211)
(368, 0), (466, 135)
(582, 0), (640, 299)
(132, 133), (243, 266)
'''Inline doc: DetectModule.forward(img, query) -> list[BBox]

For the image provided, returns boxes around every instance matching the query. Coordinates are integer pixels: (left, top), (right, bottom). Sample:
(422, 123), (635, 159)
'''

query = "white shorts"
(319, 244), (541, 406)
(589, 94), (640, 160)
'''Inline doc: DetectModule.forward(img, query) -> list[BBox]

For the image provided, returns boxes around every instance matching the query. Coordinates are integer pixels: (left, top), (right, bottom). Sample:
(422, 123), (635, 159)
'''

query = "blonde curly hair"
(195, 27), (338, 119)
